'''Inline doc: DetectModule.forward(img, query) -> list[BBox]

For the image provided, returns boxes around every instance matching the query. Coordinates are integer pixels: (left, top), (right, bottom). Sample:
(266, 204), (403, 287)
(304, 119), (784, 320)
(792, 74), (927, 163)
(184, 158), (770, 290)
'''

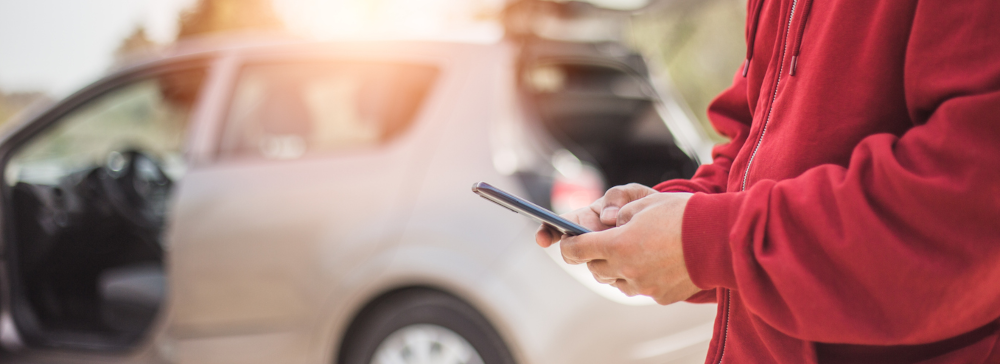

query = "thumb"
(600, 183), (656, 226)
(615, 197), (654, 227)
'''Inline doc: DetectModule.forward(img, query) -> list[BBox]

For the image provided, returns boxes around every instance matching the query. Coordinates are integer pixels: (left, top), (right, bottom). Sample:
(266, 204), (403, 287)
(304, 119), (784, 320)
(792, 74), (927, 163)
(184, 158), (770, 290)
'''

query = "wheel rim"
(370, 324), (485, 364)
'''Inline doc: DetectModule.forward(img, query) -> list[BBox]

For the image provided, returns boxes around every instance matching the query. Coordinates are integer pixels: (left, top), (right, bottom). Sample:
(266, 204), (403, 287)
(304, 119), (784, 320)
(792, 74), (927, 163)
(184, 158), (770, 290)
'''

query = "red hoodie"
(652, 0), (1000, 363)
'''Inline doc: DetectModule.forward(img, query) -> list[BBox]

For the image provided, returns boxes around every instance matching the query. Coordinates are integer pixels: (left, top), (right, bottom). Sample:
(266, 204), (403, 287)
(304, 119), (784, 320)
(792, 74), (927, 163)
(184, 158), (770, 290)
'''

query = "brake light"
(550, 150), (604, 214)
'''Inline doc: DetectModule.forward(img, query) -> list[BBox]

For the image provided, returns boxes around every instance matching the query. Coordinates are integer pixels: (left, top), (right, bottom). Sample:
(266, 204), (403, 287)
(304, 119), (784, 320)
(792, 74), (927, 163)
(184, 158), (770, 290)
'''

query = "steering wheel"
(99, 150), (174, 231)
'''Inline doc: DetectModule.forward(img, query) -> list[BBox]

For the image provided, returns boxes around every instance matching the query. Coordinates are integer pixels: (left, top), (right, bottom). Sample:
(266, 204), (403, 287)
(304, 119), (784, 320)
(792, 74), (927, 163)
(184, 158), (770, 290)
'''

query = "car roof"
(111, 33), (504, 75)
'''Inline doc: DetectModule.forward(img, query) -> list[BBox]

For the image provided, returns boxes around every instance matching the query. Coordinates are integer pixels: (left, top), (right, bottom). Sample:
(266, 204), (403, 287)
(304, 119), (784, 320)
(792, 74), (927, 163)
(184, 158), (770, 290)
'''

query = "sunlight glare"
(273, 0), (505, 42)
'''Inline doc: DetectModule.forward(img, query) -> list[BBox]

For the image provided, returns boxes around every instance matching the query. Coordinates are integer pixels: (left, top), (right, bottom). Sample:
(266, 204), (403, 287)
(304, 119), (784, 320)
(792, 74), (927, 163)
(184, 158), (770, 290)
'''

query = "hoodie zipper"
(717, 1), (800, 363)
(716, 289), (732, 364)
(740, 0), (799, 192)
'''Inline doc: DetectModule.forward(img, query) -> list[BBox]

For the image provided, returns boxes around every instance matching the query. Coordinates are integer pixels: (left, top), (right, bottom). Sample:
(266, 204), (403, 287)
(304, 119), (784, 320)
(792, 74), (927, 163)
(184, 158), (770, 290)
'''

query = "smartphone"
(472, 181), (591, 236)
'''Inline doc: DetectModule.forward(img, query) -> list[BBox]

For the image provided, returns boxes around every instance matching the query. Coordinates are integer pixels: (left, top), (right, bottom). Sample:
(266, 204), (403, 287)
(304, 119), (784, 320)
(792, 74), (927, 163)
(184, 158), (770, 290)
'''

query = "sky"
(0, 0), (508, 97)
(0, 0), (196, 96)
(0, 0), (649, 98)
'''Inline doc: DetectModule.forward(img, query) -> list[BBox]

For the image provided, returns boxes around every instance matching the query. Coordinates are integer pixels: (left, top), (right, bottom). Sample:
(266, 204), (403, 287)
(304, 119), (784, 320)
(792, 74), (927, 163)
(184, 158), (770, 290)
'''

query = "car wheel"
(338, 288), (515, 364)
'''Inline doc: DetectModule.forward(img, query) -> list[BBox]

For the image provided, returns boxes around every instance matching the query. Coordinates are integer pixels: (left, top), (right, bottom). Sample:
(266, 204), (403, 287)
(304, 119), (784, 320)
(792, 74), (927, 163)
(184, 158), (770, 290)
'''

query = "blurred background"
(0, 0), (744, 140)
(0, 1), (749, 363)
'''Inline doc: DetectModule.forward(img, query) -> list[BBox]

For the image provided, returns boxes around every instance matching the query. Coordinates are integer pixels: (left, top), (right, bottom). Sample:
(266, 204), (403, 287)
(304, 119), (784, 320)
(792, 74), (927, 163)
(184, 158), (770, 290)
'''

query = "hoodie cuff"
(654, 179), (705, 194)
(681, 192), (742, 291)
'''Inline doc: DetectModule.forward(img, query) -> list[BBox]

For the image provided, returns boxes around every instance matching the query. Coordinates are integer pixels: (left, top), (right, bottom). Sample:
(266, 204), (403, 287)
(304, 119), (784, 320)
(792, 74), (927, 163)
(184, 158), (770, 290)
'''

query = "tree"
(177, 0), (285, 39)
(630, 0), (747, 142)
(114, 26), (157, 63)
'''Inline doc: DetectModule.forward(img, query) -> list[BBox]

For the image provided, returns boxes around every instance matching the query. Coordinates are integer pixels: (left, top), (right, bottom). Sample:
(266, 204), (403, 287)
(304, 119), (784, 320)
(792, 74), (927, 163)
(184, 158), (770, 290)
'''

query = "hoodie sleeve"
(680, 0), (1000, 344)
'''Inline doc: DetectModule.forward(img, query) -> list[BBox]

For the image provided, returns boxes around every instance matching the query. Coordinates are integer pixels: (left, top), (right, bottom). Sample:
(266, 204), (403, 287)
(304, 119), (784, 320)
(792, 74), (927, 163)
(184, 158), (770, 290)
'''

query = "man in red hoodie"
(536, 0), (1000, 363)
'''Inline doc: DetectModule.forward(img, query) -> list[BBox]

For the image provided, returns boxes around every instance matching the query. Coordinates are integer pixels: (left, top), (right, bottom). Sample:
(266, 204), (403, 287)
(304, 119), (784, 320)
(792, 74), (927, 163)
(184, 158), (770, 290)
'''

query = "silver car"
(0, 37), (717, 364)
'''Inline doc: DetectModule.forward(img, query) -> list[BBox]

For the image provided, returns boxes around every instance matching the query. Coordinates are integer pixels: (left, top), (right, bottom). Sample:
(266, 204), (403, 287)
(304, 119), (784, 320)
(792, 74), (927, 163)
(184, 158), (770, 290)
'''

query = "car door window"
(7, 70), (203, 185)
(219, 61), (438, 160)
(2, 67), (205, 349)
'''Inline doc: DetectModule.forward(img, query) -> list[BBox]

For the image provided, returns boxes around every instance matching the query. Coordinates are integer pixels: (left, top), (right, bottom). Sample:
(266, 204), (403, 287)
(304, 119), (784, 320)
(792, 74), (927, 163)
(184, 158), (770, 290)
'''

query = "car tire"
(338, 288), (515, 364)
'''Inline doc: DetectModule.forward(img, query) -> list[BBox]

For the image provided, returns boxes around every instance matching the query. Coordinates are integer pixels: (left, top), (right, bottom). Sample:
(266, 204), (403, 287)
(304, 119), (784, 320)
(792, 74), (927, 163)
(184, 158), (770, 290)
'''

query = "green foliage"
(631, 0), (747, 142)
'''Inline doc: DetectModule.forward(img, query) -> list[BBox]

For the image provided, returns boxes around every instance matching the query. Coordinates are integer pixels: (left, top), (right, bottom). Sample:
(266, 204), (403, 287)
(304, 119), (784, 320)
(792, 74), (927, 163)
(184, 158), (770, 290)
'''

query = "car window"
(219, 61), (438, 160)
(5, 69), (206, 185)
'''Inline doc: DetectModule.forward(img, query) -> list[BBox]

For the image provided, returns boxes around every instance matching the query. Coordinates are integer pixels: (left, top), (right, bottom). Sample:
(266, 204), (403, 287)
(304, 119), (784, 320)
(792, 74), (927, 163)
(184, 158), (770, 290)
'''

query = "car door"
(0, 60), (208, 362)
(163, 55), (445, 363)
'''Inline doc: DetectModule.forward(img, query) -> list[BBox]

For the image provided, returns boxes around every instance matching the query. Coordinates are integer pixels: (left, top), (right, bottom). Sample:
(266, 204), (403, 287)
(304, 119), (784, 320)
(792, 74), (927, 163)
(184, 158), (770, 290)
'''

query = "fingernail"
(601, 207), (619, 221)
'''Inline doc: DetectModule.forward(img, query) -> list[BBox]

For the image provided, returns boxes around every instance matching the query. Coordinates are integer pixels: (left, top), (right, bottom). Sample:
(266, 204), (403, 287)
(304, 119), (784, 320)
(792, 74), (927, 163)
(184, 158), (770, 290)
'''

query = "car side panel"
(161, 46), (461, 364)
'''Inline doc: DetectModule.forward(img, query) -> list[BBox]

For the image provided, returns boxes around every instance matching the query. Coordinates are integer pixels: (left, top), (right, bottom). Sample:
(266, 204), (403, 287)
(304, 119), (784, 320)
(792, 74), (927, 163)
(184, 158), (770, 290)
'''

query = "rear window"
(219, 61), (438, 160)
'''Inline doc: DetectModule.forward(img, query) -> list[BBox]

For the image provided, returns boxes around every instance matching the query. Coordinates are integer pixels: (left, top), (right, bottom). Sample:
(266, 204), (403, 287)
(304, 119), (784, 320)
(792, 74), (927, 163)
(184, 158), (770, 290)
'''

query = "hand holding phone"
(472, 182), (591, 236)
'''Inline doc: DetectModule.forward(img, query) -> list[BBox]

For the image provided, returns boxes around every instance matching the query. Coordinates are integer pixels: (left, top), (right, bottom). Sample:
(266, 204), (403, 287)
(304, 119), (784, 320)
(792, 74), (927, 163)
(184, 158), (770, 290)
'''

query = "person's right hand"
(535, 183), (659, 248)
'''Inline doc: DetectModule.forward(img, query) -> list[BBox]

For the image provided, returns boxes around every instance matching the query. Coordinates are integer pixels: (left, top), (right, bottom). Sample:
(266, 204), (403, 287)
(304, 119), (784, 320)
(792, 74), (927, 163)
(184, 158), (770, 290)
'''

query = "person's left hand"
(559, 192), (700, 305)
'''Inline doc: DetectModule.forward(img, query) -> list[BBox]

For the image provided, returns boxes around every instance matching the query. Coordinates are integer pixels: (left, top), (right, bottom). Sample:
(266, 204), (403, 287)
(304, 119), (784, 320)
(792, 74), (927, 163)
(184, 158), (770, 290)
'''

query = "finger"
(615, 196), (655, 227)
(600, 184), (655, 226)
(563, 205), (612, 233)
(610, 279), (638, 297)
(535, 224), (562, 248)
(588, 196), (606, 217)
(560, 229), (614, 265)
(617, 192), (693, 227)
(586, 260), (619, 284)
(560, 209), (583, 225)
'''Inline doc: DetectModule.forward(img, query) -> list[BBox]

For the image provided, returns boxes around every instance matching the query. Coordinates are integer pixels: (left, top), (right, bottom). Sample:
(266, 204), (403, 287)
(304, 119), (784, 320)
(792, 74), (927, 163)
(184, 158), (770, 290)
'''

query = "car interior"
(3, 68), (205, 350)
(517, 38), (699, 189)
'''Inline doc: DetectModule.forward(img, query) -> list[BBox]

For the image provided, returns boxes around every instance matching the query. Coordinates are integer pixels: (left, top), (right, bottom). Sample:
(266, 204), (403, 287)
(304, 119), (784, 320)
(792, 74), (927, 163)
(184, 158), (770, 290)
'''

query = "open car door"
(0, 60), (208, 361)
